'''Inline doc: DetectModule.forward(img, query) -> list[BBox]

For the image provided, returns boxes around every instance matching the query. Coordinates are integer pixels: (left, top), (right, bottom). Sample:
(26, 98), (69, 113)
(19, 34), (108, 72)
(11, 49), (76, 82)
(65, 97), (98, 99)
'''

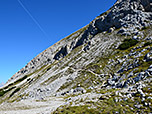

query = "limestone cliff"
(0, 0), (152, 113)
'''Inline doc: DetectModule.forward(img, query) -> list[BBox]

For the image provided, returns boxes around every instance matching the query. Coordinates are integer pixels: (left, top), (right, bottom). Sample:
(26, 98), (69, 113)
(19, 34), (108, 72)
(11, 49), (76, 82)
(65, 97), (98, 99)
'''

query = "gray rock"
(147, 68), (152, 74)
(137, 89), (146, 97)
(134, 104), (142, 109)
(133, 72), (146, 82)
(127, 71), (134, 78)
(123, 98), (128, 101)
(88, 23), (98, 36)
(149, 64), (152, 69)
(116, 81), (126, 88)
(73, 87), (86, 94)
(117, 58), (124, 64)
(107, 79), (115, 86)
(53, 45), (69, 60)
(146, 37), (152, 40)
(147, 96), (152, 99)
(133, 36), (140, 40)
(134, 53), (143, 58)
(144, 102), (148, 106)
(108, 27), (115, 33)
(145, 71), (151, 77)
(95, 0), (152, 35)
(144, 51), (152, 62)
(141, 49), (147, 53)
(126, 94), (132, 98)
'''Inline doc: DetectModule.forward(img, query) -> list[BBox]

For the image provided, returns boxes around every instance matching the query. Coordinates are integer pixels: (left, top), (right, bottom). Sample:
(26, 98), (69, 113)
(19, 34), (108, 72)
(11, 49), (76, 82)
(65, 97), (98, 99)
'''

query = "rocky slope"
(0, 0), (152, 113)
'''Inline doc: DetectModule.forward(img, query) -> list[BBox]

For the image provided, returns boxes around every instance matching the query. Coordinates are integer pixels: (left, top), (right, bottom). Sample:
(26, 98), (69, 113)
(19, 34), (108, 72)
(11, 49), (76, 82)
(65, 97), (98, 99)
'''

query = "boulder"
(137, 89), (146, 97)
(108, 27), (115, 33)
(107, 79), (115, 86)
(73, 87), (86, 93)
(144, 51), (152, 62)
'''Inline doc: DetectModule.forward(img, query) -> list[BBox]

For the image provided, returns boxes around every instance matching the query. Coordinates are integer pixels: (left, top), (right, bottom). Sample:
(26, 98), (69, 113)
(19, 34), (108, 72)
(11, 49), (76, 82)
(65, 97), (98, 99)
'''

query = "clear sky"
(0, 0), (116, 83)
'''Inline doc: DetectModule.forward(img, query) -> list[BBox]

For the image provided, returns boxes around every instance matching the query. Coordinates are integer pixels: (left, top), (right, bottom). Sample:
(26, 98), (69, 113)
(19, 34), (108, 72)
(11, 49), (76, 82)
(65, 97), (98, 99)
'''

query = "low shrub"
(0, 86), (15, 97)
(10, 88), (20, 97)
(143, 42), (152, 47)
(118, 38), (138, 50)
(14, 75), (27, 84)
(0, 90), (5, 97)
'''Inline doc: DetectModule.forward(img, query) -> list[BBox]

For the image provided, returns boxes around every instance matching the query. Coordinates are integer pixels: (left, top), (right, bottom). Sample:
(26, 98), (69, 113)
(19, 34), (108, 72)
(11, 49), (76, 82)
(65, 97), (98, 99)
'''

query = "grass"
(53, 105), (100, 114)
(58, 81), (73, 92)
(1, 64), (48, 91)
(41, 73), (61, 85)
(133, 59), (152, 74)
(54, 91), (152, 114)
(53, 97), (134, 114)
(86, 63), (102, 74)
(53, 30), (152, 113)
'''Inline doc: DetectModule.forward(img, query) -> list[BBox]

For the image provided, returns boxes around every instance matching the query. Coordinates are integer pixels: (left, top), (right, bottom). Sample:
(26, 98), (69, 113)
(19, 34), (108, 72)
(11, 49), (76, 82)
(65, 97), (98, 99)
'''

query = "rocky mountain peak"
(1, 1), (152, 113)
(95, 0), (152, 35)
(116, 0), (152, 12)
(5, 0), (152, 86)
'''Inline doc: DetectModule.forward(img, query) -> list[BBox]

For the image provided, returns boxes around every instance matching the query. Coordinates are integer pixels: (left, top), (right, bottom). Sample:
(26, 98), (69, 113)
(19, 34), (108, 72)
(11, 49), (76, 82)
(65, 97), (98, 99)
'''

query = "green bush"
(118, 38), (138, 50)
(0, 86), (15, 97)
(14, 75), (27, 84)
(0, 90), (5, 97)
(10, 88), (20, 97)
(4, 83), (13, 89)
(143, 42), (151, 47)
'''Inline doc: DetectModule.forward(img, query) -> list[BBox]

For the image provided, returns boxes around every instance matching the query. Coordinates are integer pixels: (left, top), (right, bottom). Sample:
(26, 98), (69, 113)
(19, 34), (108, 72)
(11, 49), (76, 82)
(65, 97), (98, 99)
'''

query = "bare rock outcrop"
(95, 0), (152, 35)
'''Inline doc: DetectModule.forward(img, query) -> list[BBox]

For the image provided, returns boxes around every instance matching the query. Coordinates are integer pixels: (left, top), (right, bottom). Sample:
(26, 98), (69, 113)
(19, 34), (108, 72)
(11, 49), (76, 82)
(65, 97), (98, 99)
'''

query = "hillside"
(0, 0), (152, 113)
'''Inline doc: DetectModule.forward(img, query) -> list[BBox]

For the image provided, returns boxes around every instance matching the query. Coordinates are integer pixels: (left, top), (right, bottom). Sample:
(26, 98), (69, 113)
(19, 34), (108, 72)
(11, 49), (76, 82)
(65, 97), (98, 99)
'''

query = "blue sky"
(0, 0), (116, 83)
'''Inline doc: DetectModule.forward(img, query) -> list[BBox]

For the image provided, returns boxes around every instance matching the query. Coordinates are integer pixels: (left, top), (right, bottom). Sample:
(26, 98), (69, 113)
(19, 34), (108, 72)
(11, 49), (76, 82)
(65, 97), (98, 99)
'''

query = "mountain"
(0, 0), (152, 113)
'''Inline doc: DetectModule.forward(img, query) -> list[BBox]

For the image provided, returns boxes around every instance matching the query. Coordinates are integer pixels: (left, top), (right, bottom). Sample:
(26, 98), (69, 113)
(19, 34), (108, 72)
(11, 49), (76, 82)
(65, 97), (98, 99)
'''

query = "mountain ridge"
(6, 0), (152, 86)
(1, 0), (152, 113)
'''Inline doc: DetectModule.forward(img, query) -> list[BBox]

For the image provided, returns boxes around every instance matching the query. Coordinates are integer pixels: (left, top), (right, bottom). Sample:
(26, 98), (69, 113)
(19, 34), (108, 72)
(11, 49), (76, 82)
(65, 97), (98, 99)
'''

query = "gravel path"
(0, 97), (64, 114)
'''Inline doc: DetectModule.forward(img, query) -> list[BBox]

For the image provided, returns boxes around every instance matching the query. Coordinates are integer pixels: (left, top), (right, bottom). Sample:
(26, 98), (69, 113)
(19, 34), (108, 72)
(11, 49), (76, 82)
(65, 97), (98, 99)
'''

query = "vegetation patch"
(41, 73), (61, 85)
(14, 76), (27, 84)
(0, 90), (5, 97)
(3, 83), (14, 90)
(10, 88), (20, 97)
(118, 38), (138, 50)
(143, 42), (152, 47)
(86, 63), (102, 74)
(54, 94), (152, 114)
(53, 105), (100, 114)
(0, 86), (16, 97)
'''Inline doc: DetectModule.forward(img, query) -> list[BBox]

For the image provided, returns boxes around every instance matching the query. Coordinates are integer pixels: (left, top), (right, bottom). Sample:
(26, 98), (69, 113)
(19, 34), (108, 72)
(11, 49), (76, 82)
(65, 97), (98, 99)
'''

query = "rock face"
(6, 0), (152, 85)
(0, 0), (152, 114)
(95, 0), (152, 35)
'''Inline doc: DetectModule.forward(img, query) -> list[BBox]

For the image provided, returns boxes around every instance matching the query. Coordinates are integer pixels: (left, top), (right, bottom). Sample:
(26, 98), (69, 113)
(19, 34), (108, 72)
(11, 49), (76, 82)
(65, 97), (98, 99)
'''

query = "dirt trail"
(0, 97), (64, 114)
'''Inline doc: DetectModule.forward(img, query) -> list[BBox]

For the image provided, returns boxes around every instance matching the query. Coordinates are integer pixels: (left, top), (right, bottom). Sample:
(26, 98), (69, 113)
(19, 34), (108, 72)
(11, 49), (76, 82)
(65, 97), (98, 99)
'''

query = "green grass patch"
(54, 105), (100, 114)
(118, 38), (138, 50)
(86, 63), (102, 74)
(41, 73), (61, 85)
